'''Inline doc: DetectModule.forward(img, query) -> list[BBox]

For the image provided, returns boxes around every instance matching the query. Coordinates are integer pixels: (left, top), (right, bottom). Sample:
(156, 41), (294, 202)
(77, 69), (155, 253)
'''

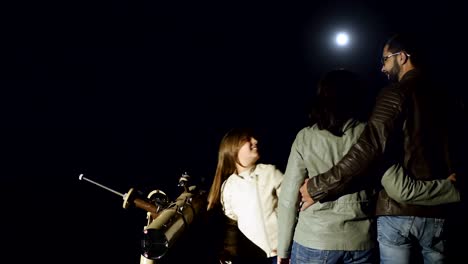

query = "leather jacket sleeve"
(307, 83), (407, 202)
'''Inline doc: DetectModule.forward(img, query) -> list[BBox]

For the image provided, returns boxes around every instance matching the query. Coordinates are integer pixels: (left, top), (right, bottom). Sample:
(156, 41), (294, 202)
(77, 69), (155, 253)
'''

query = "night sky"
(2, 1), (467, 263)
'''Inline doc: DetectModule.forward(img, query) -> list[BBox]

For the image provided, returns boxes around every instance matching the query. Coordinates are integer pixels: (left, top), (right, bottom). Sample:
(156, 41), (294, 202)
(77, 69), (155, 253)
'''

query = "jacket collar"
(400, 68), (420, 82)
(237, 165), (257, 179)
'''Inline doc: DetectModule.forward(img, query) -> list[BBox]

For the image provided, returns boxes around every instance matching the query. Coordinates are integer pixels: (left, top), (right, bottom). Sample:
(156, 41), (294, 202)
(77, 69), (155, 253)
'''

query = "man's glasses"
(381, 52), (402, 64)
(381, 51), (411, 64)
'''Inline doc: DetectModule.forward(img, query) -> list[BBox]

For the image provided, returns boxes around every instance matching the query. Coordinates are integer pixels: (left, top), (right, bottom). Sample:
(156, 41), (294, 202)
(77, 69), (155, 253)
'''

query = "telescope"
(78, 172), (208, 263)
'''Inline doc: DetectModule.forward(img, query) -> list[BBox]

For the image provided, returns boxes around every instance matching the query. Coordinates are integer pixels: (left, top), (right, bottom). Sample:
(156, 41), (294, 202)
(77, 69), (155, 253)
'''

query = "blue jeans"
(270, 256), (277, 264)
(377, 216), (447, 264)
(291, 241), (377, 264)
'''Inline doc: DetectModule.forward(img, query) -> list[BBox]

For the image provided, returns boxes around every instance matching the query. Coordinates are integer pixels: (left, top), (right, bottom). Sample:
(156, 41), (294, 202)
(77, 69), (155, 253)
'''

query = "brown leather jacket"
(307, 69), (454, 217)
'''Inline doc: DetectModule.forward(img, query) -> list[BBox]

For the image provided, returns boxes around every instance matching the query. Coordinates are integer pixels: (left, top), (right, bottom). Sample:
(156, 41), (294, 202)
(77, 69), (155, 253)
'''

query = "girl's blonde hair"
(206, 128), (256, 210)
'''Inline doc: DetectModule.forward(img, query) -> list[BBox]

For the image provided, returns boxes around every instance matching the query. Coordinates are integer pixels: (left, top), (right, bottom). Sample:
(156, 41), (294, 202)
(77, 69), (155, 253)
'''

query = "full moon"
(335, 32), (349, 46)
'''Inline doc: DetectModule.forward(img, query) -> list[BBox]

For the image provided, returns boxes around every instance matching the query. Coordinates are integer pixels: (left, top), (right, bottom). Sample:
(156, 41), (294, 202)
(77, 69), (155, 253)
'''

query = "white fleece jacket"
(221, 163), (283, 257)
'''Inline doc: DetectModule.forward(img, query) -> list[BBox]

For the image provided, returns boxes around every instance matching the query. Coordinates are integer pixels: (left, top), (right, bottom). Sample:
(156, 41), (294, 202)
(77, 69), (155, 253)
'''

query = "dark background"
(2, 1), (467, 263)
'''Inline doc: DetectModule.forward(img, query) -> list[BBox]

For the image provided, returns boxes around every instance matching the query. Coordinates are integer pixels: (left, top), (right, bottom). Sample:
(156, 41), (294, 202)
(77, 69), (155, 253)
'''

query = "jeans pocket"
(430, 218), (447, 253)
(433, 218), (445, 238)
(292, 242), (327, 264)
(377, 216), (411, 246)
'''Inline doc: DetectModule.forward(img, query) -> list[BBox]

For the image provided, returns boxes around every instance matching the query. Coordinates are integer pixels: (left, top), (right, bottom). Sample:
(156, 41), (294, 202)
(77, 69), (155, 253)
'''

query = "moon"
(335, 32), (349, 46)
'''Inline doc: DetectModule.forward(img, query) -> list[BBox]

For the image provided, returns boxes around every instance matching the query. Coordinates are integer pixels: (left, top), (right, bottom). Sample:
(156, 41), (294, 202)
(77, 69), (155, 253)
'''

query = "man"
(300, 33), (461, 263)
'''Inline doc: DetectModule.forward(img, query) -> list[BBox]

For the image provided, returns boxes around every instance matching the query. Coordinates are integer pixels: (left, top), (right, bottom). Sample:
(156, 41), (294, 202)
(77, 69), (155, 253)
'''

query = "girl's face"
(237, 137), (259, 168)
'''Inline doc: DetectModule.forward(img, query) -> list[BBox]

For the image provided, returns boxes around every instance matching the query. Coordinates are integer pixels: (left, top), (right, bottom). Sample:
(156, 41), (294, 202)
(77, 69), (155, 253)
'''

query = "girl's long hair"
(207, 128), (255, 210)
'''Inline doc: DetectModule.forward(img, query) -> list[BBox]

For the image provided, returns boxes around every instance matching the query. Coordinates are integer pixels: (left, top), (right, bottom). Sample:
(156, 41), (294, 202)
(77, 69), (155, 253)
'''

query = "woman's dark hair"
(308, 69), (368, 136)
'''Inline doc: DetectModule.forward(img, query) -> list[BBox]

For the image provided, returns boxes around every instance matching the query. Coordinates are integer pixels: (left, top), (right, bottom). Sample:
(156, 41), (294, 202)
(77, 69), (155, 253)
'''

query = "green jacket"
(278, 123), (375, 256)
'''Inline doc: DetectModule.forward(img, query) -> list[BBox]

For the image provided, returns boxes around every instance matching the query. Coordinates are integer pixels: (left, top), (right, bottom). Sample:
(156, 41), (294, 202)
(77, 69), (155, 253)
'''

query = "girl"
(207, 128), (283, 264)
